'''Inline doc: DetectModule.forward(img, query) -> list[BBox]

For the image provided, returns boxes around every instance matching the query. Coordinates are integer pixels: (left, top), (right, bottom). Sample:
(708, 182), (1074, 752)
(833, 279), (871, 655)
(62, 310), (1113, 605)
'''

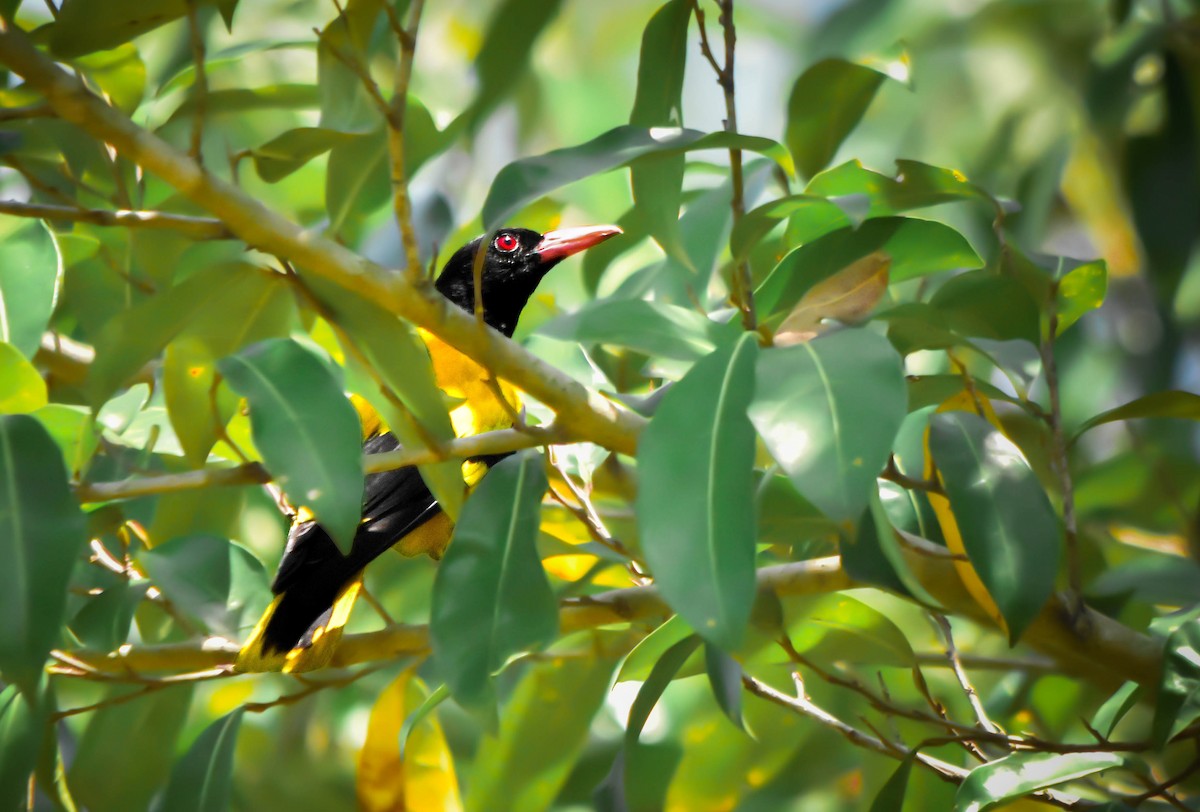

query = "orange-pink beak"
(535, 225), (623, 263)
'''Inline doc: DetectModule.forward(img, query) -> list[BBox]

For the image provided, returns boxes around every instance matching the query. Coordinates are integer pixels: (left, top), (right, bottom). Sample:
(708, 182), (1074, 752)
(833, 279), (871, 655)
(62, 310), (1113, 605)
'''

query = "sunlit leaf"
(638, 334), (758, 650)
(928, 411), (1061, 643)
(358, 669), (462, 812)
(1055, 260), (1107, 335)
(218, 338), (364, 553)
(49, 0), (196, 57)
(786, 58), (892, 179)
(750, 329), (906, 522)
(483, 126), (793, 228)
(0, 218), (59, 359)
(33, 404), (99, 480)
(756, 217), (982, 322)
(773, 251), (890, 345)
(158, 708), (244, 812)
(430, 451), (556, 721)
(0, 416), (87, 692)
(0, 341), (48, 413)
(956, 751), (1124, 812)
(1152, 608), (1200, 746)
(786, 592), (915, 667)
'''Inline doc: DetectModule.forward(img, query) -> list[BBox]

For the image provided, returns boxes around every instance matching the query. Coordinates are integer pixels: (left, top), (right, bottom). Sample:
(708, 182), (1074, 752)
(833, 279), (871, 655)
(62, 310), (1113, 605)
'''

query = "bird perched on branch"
(236, 224), (621, 672)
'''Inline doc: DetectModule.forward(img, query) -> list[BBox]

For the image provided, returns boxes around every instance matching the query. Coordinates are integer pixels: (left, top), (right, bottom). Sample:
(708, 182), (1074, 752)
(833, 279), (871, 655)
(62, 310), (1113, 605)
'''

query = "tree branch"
(51, 553), (1158, 701)
(0, 20), (644, 457)
(0, 199), (231, 238)
(384, 0), (425, 281)
(73, 425), (563, 503)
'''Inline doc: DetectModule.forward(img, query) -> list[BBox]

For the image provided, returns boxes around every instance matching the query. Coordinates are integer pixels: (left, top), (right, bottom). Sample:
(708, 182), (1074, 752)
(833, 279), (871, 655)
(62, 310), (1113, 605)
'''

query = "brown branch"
(0, 199), (231, 238)
(0, 20), (644, 456)
(933, 613), (1004, 739)
(692, 0), (755, 332)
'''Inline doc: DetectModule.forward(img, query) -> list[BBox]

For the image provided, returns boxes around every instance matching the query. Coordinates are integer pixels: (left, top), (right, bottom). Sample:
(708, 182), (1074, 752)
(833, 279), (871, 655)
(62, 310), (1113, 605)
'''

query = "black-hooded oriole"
(236, 224), (621, 672)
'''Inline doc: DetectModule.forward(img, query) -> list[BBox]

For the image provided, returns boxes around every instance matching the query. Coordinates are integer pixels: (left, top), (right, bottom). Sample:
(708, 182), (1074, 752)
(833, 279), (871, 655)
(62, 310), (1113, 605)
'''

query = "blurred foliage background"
(0, 0), (1199, 809)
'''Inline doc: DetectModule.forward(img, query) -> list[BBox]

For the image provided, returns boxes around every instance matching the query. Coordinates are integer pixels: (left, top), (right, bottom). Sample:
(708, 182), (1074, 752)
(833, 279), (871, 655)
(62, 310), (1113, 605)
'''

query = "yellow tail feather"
(235, 578), (364, 673)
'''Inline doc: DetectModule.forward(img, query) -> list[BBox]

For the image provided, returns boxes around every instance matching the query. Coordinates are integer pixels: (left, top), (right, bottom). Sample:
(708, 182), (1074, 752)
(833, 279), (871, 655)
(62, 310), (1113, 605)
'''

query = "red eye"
(494, 233), (519, 253)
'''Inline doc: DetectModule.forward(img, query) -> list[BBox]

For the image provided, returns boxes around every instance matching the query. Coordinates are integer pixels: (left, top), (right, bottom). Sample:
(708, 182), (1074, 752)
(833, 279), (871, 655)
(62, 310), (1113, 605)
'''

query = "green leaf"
(0, 218), (59, 358)
(466, 645), (620, 812)
(166, 84), (320, 125)
(218, 338), (364, 553)
(89, 263), (256, 407)
(756, 217), (982, 322)
(305, 277), (458, 518)
(956, 751), (1124, 812)
(75, 44), (146, 114)
(68, 685), (193, 812)
(843, 485), (938, 605)
(454, 0), (565, 133)
(638, 333), (758, 650)
(1091, 682), (1141, 740)
(1153, 611), (1200, 746)
(732, 159), (995, 259)
(32, 405), (99, 480)
(930, 270), (1041, 345)
(1055, 260), (1107, 335)
(704, 644), (745, 731)
(69, 581), (145, 652)
(163, 267), (296, 466)
(869, 754), (915, 812)
(628, 0), (691, 257)
(628, 635), (702, 746)
(137, 534), (269, 639)
(786, 593), (915, 667)
(325, 100), (444, 239)
(250, 126), (361, 183)
(49, 0), (195, 57)
(1072, 390), (1200, 442)
(537, 299), (732, 362)
(158, 708), (244, 812)
(0, 684), (47, 812)
(928, 411), (1061, 643)
(0, 415), (88, 691)
(750, 329), (906, 522)
(482, 126), (793, 229)
(616, 615), (695, 683)
(0, 341), (48, 413)
(786, 59), (891, 179)
(430, 451), (556, 721)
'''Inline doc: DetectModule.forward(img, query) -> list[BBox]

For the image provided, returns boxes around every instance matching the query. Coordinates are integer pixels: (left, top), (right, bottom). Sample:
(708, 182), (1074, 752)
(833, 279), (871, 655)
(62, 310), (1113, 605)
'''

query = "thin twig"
(881, 455), (944, 495)
(933, 613), (1004, 738)
(0, 102), (53, 121)
(0, 199), (231, 238)
(185, 1), (208, 165)
(73, 426), (560, 503)
(692, 0), (755, 331)
(385, 0), (426, 281)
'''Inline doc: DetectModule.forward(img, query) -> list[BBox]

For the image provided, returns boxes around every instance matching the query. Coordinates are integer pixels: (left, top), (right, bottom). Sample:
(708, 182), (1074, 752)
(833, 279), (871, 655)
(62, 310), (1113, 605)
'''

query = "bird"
(236, 224), (622, 672)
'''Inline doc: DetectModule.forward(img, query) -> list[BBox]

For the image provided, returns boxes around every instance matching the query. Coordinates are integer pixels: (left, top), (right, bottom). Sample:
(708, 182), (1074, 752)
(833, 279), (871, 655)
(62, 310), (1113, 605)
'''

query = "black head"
(434, 225), (621, 336)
